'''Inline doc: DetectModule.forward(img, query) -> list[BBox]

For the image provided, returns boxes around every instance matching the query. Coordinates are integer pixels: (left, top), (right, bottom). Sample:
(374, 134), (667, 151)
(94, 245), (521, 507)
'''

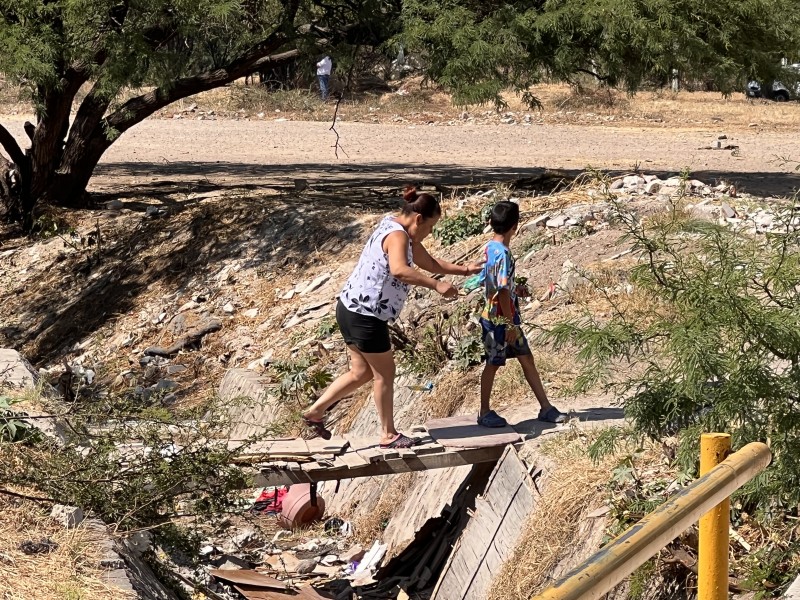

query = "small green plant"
(516, 232), (549, 256)
(272, 357), (333, 407)
(453, 334), (484, 370)
(0, 395), (36, 442)
(317, 316), (339, 338)
(434, 210), (487, 246)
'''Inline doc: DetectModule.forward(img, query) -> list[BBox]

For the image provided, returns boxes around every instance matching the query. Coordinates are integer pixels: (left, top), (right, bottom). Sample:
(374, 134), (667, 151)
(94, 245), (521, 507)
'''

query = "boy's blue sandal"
(478, 410), (508, 428)
(538, 406), (568, 424)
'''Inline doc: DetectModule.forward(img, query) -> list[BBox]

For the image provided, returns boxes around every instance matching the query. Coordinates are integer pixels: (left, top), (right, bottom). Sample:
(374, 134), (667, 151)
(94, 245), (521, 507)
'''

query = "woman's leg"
(360, 350), (398, 445)
(303, 346), (373, 420)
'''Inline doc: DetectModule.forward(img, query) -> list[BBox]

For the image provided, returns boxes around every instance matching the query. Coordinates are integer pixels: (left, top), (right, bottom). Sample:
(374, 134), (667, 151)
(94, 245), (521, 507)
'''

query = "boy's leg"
(478, 318), (509, 427)
(512, 328), (568, 423)
(517, 353), (552, 411)
(480, 363), (501, 417)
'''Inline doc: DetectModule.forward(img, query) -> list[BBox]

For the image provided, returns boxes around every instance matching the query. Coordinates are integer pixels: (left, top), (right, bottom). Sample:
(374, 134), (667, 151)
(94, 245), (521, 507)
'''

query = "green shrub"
(542, 198), (800, 550)
(434, 210), (487, 246)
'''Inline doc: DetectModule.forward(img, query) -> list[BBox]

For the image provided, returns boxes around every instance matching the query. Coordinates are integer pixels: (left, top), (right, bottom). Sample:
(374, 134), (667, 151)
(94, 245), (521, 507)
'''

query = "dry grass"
(351, 473), (417, 545)
(0, 496), (133, 600)
(4, 77), (798, 132)
(419, 369), (480, 421)
(488, 430), (662, 600)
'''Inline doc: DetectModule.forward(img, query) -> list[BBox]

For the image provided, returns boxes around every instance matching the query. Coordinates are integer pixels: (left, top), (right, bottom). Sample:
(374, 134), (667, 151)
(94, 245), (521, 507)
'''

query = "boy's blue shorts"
(480, 318), (532, 366)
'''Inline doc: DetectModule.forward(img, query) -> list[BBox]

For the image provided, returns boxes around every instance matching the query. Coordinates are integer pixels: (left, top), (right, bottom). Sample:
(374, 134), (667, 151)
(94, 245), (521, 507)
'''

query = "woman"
(302, 186), (483, 448)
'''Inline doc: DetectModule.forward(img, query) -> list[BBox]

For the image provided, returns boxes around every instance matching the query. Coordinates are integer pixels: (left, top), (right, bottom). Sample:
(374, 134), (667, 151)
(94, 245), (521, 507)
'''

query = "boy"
(477, 201), (568, 427)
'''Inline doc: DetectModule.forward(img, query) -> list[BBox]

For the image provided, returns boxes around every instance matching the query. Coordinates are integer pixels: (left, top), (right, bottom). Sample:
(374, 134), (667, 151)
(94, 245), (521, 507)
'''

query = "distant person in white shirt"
(316, 55), (332, 100)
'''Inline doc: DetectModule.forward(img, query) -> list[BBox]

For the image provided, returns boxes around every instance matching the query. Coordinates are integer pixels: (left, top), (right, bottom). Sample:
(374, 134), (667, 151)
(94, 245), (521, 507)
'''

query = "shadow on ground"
(513, 406), (626, 440)
(92, 161), (800, 199)
(0, 193), (388, 364)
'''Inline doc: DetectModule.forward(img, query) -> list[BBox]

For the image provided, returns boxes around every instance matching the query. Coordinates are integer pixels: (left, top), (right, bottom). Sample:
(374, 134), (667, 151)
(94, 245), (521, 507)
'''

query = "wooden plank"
(267, 439), (311, 456)
(254, 444), (510, 488)
(357, 448), (385, 464)
(338, 451), (371, 469)
(306, 437), (350, 455)
(414, 443), (445, 456)
(379, 448), (400, 460)
(301, 461), (328, 473)
(426, 415), (521, 450)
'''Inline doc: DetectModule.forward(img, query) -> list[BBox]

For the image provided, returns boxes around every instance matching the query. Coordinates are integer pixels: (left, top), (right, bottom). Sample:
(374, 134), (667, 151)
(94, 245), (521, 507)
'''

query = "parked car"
(746, 64), (800, 101)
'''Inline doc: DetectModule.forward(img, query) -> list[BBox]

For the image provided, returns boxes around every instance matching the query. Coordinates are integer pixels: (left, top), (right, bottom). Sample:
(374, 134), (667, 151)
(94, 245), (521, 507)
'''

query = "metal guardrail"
(533, 437), (772, 600)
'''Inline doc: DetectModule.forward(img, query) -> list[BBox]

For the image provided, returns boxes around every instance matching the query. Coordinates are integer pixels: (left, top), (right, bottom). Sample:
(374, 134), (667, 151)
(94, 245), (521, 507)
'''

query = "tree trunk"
(0, 42), (300, 231)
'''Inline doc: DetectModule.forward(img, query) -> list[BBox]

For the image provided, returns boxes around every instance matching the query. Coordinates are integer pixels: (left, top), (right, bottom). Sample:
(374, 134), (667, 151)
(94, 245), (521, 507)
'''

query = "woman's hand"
(435, 280), (458, 299)
(464, 261), (484, 275)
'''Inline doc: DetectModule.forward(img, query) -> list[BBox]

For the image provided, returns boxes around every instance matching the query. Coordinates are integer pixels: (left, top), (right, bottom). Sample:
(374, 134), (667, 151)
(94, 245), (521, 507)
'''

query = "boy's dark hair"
(489, 201), (520, 234)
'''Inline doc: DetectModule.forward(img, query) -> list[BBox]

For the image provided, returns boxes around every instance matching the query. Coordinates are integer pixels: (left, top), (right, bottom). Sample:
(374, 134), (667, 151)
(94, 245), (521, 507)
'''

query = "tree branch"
(0, 123), (25, 166)
(576, 67), (613, 83)
(0, 488), (56, 504)
(105, 47), (300, 133)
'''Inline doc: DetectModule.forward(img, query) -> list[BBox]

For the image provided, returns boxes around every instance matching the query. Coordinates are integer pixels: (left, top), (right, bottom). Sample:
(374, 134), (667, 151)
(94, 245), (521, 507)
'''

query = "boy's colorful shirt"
(480, 240), (519, 323)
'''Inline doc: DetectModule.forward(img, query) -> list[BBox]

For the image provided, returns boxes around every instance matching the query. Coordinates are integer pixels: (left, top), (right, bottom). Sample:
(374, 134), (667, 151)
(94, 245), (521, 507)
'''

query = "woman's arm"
(411, 240), (482, 276)
(385, 232), (457, 297)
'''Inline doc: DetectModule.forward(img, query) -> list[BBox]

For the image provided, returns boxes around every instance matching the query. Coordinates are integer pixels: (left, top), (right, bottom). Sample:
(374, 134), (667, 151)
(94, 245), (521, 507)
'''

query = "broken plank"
(338, 451), (371, 469)
(413, 443), (445, 456)
(301, 461), (328, 473)
(378, 448), (400, 460)
(357, 448), (386, 464)
(267, 439), (311, 456)
(306, 437), (350, 455)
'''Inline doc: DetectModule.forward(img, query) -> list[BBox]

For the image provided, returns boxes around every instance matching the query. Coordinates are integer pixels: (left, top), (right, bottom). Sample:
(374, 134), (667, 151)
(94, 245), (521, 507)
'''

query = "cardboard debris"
(209, 569), (288, 591)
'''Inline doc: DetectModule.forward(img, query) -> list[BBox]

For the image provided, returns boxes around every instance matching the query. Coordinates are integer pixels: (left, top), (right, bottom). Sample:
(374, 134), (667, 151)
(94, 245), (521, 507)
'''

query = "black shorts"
(336, 299), (391, 354)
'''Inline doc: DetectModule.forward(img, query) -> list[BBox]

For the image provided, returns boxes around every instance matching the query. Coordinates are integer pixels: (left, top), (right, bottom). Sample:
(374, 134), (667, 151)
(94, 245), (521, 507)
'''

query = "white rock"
(546, 215), (567, 228)
(520, 215), (550, 233)
(178, 301), (199, 313)
(223, 303), (235, 314)
(280, 289), (295, 300)
(610, 179), (625, 190)
(302, 273), (332, 295)
(272, 530), (292, 543)
(50, 505), (84, 529)
(643, 174), (659, 183)
(243, 308), (259, 319)
(623, 175), (645, 188)
(644, 181), (662, 195)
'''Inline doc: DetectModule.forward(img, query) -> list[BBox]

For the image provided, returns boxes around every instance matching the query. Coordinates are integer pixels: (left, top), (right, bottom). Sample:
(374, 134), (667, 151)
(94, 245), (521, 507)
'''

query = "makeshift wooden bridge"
(232, 416), (531, 488)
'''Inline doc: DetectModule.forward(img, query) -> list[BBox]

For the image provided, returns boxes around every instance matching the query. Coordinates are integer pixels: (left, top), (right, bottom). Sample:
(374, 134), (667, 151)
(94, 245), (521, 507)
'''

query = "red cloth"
(253, 486), (288, 514)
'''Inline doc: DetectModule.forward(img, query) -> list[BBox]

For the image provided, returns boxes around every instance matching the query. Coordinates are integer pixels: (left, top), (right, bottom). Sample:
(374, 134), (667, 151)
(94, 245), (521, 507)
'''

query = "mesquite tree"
(0, 0), (398, 229)
(402, 0), (800, 106)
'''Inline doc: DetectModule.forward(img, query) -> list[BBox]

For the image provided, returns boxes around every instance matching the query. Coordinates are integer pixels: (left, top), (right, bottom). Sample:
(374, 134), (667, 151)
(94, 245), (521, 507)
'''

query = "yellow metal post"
(698, 433), (732, 600)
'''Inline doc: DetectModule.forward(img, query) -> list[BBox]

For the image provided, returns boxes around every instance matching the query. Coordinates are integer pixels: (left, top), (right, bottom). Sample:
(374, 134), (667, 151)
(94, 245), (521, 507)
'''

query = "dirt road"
(5, 117), (800, 196)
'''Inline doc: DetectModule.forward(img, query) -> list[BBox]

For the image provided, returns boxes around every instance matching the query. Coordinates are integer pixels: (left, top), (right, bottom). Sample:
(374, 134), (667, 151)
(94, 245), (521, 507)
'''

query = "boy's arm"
(411, 240), (482, 275)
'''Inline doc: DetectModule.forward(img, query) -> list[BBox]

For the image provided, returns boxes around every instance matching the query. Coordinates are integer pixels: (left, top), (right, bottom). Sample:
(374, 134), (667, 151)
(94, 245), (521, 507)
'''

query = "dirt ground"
(2, 94), (800, 199)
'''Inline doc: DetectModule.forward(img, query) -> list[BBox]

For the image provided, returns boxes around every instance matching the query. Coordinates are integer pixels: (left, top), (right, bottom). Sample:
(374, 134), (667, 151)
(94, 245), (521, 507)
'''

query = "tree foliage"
(0, 0), (400, 228)
(402, 0), (800, 106)
(543, 193), (800, 516)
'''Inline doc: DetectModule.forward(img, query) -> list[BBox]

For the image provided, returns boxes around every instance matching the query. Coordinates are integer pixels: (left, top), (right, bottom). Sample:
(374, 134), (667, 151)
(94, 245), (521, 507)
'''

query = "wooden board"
(254, 445), (511, 488)
(338, 451), (371, 469)
(426, 415), (521, 450)
(431, 446), (535, 600)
